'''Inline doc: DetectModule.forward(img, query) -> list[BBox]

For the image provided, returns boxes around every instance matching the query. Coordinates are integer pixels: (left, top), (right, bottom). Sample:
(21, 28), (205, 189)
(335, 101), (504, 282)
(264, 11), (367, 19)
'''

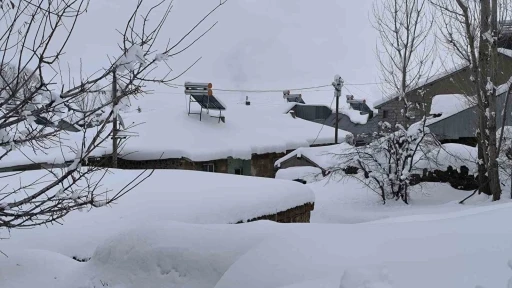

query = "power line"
(169, 83), (332, 93)
(213, 84), (332, 93)
(345, 84), (373, 99)
(345, 81), (383, 86)
(312, 89), (338, 145)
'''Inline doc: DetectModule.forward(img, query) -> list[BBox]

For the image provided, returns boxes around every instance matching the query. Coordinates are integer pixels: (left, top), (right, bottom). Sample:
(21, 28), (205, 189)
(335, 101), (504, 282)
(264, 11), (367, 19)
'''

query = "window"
(382, 110), (389, 119)
(202, 163), (215, 172)
(234, 168), (243, 175)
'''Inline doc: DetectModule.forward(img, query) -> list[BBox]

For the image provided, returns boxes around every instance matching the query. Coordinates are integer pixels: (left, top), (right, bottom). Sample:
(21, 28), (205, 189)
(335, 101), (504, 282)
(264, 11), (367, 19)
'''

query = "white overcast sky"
(56, 0), (382, 106)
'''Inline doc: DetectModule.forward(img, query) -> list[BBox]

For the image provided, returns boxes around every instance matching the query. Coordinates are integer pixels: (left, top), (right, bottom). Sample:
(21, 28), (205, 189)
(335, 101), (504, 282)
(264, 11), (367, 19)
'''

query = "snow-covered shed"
(274, 143), (354, 180)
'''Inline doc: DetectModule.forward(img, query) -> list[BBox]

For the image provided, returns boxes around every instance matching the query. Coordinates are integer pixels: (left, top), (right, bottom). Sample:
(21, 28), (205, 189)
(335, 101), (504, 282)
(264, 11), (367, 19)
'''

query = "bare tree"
(431, 0), (510, 200)
(328, 117), (439, 204)
(0, 0), (227, 230)
(372, 0), (436, 120)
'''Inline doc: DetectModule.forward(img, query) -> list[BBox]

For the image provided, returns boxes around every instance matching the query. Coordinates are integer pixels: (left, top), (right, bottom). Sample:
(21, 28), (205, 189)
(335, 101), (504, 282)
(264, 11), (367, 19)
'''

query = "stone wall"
(88, 156), (228, 173)
(237, 202), (314, 224)
(88, 151), (292, 178)
(251, 152), (288, 178)
(409, 166), (478, 190)
(324, 165), (478, 191)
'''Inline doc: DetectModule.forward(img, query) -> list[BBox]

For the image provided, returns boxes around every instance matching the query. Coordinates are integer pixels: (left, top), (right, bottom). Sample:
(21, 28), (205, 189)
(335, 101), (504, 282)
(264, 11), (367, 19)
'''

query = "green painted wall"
(227, 158), (252, 176)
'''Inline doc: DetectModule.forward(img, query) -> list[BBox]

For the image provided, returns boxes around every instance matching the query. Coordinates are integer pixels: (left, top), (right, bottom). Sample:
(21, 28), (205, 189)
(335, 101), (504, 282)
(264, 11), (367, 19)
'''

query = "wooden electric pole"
(112, 68), (118, 168)
(332, 75), (344, 144)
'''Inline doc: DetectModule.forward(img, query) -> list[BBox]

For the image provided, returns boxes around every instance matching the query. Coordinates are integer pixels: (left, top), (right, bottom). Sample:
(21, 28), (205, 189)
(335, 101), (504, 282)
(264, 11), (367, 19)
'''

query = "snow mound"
(1, 169), (313, 258)
(339, 107), (369, 125)
(0, 249), (80, 288)
(81, 223), (268, 288)
(415, 143), (478, 172)
(275, 166), (323, 182)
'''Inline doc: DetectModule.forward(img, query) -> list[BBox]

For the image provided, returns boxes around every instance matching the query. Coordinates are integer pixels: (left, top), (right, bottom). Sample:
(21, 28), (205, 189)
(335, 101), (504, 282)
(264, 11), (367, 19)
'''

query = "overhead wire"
(345, 81), (383, 86)
(311, 88), (337, 145)
(160, 81), (381, 95)
(151, 79), (375, 145)
(212, 84), (332, 93)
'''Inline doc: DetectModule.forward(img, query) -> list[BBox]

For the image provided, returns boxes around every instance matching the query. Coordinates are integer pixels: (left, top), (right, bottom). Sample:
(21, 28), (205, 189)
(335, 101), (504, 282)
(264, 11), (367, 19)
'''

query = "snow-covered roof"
(275, 143), (353, 170)
(113, 95), (350, 162)
(0, 127), (108, 170)
(430, 94), (470, 115)
(0, 169), (314, 227)
(339, 107), (369, 124)
(0, 94), (351, 168)
(275, 166), (323, 182)
(426, 94), (474, 126)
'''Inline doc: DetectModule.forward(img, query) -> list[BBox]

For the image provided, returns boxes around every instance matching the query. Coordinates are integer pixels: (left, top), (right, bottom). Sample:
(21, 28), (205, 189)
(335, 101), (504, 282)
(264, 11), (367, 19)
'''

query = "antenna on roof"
(185, 82), (226, 123)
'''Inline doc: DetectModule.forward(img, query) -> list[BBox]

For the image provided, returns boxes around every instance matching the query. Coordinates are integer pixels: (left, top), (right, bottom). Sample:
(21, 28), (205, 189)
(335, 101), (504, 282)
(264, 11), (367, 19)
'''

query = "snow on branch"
(0, 0), (227, 230)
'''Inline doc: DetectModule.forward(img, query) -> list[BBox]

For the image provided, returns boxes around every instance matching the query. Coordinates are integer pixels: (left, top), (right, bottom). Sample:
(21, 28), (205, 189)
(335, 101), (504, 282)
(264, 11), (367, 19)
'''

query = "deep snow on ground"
(0, 169), (313, 259)
(308, 175), (508, 224)
(2, 158), (512, 288)
(3, 205), (512, 288)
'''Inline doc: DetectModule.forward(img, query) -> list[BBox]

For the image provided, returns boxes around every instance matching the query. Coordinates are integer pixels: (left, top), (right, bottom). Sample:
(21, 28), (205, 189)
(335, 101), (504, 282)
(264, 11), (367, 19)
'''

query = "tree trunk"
(479, 0), (501, 200)
(477, 140), (491, 195)
(489, 0), (502, 200)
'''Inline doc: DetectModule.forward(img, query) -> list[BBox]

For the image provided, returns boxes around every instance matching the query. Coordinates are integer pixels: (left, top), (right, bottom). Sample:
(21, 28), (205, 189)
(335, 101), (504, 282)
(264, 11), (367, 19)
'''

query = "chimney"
(245, 95), (251, 106)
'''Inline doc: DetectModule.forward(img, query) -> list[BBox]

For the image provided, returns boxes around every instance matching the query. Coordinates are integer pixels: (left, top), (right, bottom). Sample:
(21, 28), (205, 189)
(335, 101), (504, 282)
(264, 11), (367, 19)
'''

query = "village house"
(0, 94), (351, 178)
(93, 94), (350, 178)
(373, 49), (512, 132)
(274, 144), (348, 173)
(284, 49), (512, 146)
(418, 85), (512, 144)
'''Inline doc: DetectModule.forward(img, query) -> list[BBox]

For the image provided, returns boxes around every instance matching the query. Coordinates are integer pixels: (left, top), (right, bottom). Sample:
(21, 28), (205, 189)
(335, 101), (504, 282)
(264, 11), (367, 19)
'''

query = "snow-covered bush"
(0, 0), (226, 230)
(328, 119), (439, 204)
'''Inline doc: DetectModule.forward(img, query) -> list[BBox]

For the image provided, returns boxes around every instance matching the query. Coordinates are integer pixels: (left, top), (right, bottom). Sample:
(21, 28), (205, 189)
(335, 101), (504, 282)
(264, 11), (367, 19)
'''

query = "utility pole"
(332, 75), (344, 144)
(112, 68), (118, 168)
